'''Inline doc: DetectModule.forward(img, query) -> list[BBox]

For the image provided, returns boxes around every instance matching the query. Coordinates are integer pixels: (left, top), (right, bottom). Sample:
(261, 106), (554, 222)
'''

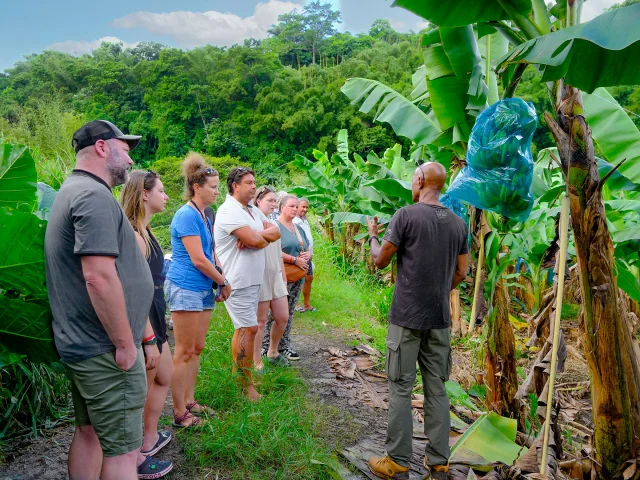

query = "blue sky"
(1, 0), (618, 72)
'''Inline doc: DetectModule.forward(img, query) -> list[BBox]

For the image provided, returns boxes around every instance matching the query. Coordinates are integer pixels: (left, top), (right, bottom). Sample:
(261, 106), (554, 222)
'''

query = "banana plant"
(0, 143), (58, 364)
(351, 1), (640, 476)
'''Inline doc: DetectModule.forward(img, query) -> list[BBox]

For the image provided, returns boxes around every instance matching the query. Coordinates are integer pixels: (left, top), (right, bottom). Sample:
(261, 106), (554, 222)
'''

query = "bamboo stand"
(541, 195), (570, 475)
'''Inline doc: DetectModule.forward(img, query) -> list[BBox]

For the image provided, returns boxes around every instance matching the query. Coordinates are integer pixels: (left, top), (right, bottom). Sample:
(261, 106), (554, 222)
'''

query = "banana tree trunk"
(545, 83), (640, 478)
(484, 277), (520, 422)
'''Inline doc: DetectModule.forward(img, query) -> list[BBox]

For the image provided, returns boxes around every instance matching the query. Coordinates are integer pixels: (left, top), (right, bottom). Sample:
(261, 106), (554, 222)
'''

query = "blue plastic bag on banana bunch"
(445, 98), (537, 222)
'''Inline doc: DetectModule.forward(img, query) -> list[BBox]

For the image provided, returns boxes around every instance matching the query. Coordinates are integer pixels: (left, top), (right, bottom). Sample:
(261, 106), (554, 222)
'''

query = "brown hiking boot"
(423, 457), (449, 479)
(367, 455), (410, 479)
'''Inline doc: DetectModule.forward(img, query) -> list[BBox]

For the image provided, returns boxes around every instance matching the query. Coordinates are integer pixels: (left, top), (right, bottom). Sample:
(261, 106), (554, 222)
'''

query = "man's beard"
(105, 149), (128, 186)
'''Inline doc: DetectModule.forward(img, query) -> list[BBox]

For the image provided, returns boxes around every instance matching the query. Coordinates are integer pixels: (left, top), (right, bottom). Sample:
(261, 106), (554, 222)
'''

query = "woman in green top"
(261, 194), (310, 361)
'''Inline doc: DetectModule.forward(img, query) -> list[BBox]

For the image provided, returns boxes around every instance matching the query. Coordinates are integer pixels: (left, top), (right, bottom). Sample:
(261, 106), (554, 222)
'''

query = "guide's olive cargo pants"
(385, 323), (452, 467)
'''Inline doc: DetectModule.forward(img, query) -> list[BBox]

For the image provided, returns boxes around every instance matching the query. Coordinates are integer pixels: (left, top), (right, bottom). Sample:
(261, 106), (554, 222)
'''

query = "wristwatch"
(221, 279), (229, 287)
(368, 236), (380, 246)
(142, 337), (157, 346)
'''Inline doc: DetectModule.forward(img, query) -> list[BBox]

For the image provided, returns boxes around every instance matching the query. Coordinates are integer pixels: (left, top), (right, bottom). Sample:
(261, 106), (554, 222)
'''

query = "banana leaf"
(583, 87), (640, 186)
(336, 129), (349, 161)
(0, 208), (48, 299)
(0, 295), (57, 364)
(366, 178), (413, 204)
(615, 258), (640, 303)
(341, 78), (445, 146)
(391, 0), (532, 28)
(611, 225), (640, 244)
(496, 4), (640, 93)
(0, 143), (37, 211)
(450, 412), (523, 471)
(293, 154), (336, 193)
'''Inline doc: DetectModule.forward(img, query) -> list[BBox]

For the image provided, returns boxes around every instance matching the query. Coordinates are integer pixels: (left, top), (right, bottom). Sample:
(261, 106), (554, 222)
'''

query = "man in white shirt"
(214, 167), (280, 401)
(294, 198), (316, 312)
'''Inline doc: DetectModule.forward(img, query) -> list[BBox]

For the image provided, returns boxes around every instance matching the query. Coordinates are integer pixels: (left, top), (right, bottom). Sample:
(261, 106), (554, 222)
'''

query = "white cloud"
(112, 0), (302, 48)
(388, 19), (408, 31)
(47, 36), (139, 56)
(582, 0), (619, 21)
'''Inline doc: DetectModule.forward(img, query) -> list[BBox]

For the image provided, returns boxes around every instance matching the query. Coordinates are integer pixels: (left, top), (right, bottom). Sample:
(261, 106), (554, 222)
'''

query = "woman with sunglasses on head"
(165, 153), (231, 427)
(252, 186), (290, 370)
(120, 170), (174, 475)
(261, 194), (310, 362)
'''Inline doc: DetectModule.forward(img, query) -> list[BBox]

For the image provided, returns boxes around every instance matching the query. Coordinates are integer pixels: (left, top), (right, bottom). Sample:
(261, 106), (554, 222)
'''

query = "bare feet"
(244, 385), (262, 402)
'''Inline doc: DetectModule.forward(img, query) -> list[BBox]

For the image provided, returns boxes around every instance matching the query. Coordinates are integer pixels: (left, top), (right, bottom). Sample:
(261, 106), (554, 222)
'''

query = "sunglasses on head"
(203, 168), (215, 175)
(256, 186), (274, 199)
(145, 169), (157, 179)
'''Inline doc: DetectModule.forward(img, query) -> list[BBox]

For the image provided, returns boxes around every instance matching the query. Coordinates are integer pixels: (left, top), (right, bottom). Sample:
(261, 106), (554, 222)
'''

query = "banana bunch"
(445, 98), (537, 223)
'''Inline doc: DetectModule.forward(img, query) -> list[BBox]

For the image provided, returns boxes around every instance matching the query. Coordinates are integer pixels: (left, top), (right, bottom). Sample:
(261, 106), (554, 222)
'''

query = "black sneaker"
(138, 456), (173, 479)
(281, 348), (301, 361)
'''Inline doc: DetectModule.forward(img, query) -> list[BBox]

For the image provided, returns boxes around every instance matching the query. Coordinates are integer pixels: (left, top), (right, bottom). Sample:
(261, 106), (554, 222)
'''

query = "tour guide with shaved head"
(366, 162), (469, 480)
(45, 121), (172, 479)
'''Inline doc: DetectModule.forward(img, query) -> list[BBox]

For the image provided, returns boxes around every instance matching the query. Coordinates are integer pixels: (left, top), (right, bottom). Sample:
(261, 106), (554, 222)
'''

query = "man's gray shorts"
(224, 285), (260, 329)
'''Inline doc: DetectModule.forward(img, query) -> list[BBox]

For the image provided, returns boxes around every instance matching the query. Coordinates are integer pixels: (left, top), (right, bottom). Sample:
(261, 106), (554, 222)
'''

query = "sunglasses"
(256, 186), (275, 199)
(203, 168), (215, 175)
(145, 169), (157, 180)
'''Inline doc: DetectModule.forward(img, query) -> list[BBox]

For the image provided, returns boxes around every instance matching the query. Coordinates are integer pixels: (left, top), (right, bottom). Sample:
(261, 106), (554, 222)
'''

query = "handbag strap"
(277, 220), (305, 252)
(292, 223), (305, 250)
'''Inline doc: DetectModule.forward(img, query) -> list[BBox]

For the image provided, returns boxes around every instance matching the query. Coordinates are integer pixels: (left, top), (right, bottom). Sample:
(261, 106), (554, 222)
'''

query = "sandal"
(186, 401), (215, 416)
(141, 430), (172, 456)
(295, 306), (307, 313)
(267, 354), (290, 367)
(172, 410), (201, 428)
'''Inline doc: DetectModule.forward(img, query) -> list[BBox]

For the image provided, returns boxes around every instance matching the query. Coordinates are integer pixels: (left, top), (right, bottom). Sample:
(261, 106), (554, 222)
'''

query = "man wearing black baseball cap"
(45, 121), (173, 479)
(71, 120), (142, 186)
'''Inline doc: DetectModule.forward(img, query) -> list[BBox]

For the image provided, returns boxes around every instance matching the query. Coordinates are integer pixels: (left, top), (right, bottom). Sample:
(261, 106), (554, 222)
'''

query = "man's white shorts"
(224, 285), (260, 329)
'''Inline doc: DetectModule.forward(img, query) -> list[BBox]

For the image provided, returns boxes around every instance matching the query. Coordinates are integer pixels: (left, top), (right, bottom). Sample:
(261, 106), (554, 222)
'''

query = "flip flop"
(140, 430), (172, 456)
(172, 410), (201, 428)
(294, 306), (307, 313)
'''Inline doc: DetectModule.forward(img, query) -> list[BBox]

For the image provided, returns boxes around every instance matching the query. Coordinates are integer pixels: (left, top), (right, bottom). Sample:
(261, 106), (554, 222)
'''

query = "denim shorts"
(164, 278), (215, 312)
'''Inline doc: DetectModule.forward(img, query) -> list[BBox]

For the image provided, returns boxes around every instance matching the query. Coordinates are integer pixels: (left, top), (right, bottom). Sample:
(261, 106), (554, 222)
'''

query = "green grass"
(179, 318), (337, 479)
(177, 229), (387, 479)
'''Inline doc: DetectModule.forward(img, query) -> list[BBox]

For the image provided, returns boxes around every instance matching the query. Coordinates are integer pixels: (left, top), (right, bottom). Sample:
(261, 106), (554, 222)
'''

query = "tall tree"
(269, 1), (341, 65)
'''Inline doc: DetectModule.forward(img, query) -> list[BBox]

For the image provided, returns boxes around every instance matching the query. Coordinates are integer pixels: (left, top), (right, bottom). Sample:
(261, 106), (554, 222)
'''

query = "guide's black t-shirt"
(383, 203), (468, 330)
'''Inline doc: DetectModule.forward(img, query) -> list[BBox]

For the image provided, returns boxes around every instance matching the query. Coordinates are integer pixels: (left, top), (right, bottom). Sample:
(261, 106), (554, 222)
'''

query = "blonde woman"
(253, 186), (290, 369)
(166, 154), (231, 426)
(261, 195), (310, 361)
(120, 170), (174, 474)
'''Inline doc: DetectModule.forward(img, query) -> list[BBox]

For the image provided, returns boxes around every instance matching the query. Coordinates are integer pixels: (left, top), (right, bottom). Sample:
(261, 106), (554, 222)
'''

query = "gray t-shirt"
(384, 203), (468, 330)
(44, 170), (154, 363)
(276, 221), (309, 257)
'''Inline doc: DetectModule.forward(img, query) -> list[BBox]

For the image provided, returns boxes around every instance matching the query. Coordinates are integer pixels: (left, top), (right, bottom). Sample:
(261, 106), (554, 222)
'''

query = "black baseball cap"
(72, 120), (142, 154)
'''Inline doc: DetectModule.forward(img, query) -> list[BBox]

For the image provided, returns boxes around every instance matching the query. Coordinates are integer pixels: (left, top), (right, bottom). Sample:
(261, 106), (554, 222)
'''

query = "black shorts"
(149, 286), (168, 352)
